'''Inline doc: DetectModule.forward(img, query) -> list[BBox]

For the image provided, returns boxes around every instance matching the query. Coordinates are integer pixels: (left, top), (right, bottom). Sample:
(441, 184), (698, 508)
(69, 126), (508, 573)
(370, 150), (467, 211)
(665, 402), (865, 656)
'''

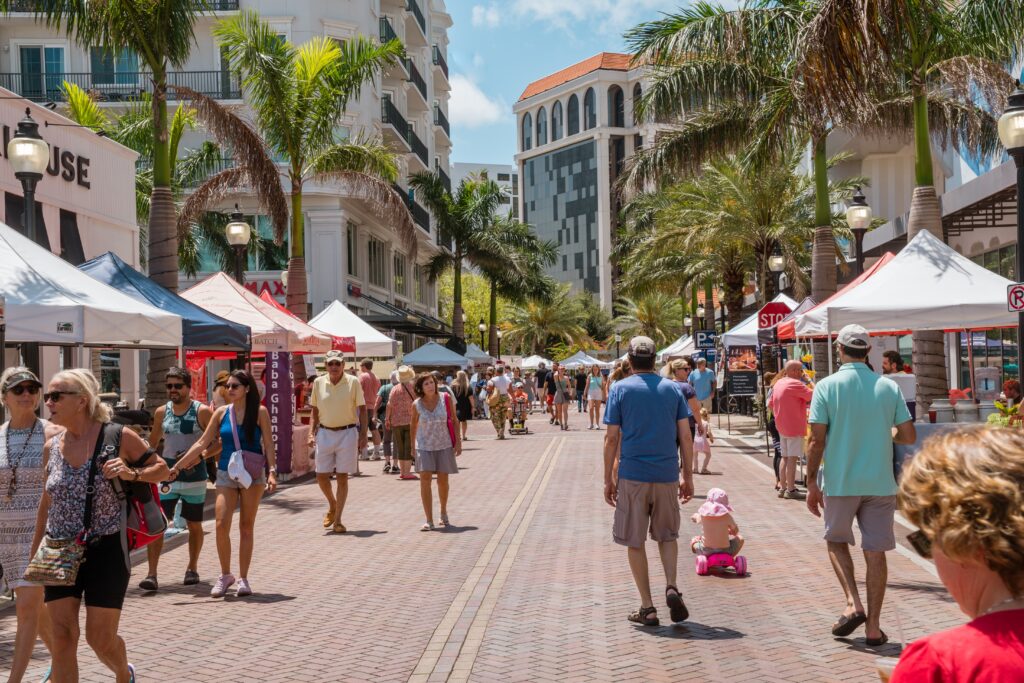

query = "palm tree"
(504, 285), (591, 356)
(612, 293), (683, 348)
(215, 10), (412, 321)
(410, 172), (504, 340)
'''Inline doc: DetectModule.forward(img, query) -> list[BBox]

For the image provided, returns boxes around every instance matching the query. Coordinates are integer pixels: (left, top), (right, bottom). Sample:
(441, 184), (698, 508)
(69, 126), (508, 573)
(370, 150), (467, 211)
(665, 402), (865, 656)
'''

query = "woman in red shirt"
(893, 426), (1024, 682)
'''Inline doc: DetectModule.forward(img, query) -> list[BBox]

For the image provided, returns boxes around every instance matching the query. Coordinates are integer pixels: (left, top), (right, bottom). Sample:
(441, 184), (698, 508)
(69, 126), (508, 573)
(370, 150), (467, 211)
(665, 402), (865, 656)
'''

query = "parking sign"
(695, 329), (716, 350)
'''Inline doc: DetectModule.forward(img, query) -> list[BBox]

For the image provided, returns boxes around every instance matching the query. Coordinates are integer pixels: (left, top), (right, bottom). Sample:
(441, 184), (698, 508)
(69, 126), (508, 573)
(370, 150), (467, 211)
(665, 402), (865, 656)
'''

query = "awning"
(357, 291), (451, 337)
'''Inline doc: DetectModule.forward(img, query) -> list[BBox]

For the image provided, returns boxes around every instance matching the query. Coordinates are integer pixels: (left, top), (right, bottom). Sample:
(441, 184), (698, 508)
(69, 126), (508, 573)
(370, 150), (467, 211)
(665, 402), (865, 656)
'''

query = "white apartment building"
(513, 53), (653, 311)
(451, 162), (518, 218)
(0, 0), (454, 352)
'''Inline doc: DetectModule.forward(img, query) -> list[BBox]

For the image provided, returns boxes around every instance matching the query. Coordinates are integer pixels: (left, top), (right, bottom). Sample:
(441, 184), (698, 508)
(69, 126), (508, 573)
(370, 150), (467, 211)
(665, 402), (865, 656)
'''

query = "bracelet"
(268, 466), (278, 475)
(132, 468), (140, 481)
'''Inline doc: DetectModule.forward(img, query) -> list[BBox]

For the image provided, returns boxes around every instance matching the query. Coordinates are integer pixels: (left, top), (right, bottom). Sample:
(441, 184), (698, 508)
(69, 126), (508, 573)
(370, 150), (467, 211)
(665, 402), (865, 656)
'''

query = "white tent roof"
(658, 334), (694, 362)
(721, 293), (799, 348)
(0, 222), (182, 347)
(821, 230), (1017, 333)
(463, 343), (494, 363)
(520, 354), (552, 370)
(182, 273), (332, 354)
(403, 341), (471, 368)
(560, 350), (612, 368)
(309, 300), (397, 357)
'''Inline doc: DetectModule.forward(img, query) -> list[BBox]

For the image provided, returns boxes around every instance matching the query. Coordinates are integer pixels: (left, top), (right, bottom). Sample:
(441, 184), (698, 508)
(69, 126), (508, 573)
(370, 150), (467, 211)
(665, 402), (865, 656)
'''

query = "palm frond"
(308, 169), (418, 256)
(60, 81), (109, 130)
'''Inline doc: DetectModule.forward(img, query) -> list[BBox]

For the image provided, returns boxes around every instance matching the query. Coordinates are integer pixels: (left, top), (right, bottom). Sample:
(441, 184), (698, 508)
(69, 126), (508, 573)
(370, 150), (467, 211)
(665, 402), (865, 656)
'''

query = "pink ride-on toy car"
(695, 552), (748, 576)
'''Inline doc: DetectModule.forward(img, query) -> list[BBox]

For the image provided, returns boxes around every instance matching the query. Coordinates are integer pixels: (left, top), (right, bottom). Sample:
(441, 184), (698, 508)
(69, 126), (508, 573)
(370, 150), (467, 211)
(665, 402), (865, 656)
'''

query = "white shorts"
(780, 435), (804, 458)
(315, 427), (359, 474)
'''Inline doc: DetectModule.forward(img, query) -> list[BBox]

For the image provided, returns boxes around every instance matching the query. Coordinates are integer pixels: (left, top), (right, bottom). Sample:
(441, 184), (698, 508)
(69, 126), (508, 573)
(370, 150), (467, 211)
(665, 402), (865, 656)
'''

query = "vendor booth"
(560, 350), (612, 369)
(463, 343), (494, 368)
(307, 299), (396, 358)
(658, 334), (694, 362)
(720, 293), (798, 348)
(403, 341), (471, 370)
(519, 354), (552, 370)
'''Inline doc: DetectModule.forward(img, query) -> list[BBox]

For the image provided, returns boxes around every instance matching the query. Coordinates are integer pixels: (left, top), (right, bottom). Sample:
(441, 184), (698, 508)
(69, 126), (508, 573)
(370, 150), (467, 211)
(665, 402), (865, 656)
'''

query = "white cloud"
(471, 4), (502, 28)
(507, 0), (694, 36)
(449, 74), (508, 129)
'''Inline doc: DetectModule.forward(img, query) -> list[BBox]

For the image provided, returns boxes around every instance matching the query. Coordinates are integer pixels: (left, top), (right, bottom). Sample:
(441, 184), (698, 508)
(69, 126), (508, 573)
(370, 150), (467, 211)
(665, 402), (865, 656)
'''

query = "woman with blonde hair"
(586, 364), (606, 430)
(892, 426), (1024, 681)
(0, 367), (61, 683)
(35, 368), (168, 683)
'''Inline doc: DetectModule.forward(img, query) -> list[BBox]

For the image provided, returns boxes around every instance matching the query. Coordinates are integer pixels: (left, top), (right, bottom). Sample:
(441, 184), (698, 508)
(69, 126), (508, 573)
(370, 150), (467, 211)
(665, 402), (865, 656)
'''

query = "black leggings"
(768, 417), (782, 481)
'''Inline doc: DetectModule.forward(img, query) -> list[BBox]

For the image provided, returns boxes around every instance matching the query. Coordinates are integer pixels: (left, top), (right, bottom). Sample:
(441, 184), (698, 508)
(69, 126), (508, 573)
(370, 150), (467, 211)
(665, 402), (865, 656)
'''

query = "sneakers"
(235, 578), (252, 597)
(784, 489), (805, 500)
(127, 663), (136, 683)
(211, 573), (235, 598)
(370, 449), (382, 461)
(383, 462), (393, 473)
(358, 448), (371, 461)
(183, 569), (200, 586)
(138, 575), (158, 591)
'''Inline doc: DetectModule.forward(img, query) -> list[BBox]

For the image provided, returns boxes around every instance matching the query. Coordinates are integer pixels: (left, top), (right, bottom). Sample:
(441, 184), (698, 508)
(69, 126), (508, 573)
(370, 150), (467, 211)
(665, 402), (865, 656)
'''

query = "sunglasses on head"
(166, 383), (186, 390)
(225, 382), (244, 390)
(907, 530), (932, 559)
(43, 391), (78, 403)
(7, 384), (40, 396)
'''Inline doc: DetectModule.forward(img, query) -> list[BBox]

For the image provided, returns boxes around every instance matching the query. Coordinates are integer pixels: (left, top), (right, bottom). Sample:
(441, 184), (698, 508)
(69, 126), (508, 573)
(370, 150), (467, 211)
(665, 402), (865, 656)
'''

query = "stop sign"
(758, 302), (792, 328)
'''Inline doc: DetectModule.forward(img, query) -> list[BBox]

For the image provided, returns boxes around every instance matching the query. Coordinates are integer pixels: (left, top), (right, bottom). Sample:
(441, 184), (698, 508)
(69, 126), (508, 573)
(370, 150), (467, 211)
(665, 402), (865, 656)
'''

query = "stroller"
(509, 397), (529, 434)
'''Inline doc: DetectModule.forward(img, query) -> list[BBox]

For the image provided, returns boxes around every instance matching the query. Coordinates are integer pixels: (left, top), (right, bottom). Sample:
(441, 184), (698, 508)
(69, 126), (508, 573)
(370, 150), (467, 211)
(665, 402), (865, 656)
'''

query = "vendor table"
(289, 425), (312, 478)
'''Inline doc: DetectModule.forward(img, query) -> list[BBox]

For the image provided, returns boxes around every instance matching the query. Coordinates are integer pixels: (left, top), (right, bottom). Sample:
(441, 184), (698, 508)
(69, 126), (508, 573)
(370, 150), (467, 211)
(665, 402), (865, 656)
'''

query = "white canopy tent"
(0, 222), (182, 347)
(658, 334), (694, 362)
(309, 300), (397, 357)
(560, 350), (612, 369)
(720, 293), (799, 348)
(520, 354), (552, 370)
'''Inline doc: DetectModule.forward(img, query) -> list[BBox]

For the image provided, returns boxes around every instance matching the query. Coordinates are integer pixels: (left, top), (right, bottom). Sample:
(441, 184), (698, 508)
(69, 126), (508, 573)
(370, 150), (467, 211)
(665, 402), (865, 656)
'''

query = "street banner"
(265, 352), (294, 474)
(185, 356), (208, 403)
(726, 345), (758, 397)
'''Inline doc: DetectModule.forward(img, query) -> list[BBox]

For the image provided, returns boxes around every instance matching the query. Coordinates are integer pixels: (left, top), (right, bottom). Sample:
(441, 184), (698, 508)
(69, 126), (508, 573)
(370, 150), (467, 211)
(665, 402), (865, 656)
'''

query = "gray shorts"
(823, 495), (896, 552)
(215, 469), (266, 490)
(613, 479), (680, 548)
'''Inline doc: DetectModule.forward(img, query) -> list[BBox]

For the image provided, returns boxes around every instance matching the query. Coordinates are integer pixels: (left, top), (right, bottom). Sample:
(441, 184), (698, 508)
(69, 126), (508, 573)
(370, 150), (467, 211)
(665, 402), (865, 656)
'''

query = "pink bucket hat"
(697, 488), (734, 518)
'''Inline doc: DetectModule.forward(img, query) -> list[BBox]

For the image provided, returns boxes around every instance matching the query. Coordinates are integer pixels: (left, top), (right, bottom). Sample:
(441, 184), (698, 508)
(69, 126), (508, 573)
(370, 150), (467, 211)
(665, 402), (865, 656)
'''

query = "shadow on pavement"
(438, 525), (479, 534)
(838, 636), (904, 657)
(887, 581), (955, 601)
(223, 592), (296, 604)
(326, 529), (388, 538)
(642, 622), (745, 640)
(259, 497), (321, 515)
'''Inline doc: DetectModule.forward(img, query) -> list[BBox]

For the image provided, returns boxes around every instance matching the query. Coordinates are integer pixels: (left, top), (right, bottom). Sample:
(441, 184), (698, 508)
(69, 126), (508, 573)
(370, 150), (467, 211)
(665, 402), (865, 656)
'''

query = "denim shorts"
(215, 469), (266, 489)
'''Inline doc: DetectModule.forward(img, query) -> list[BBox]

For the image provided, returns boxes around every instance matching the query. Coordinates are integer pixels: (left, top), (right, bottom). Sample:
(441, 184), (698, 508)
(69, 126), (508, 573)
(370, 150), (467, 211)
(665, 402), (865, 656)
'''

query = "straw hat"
(397, 365), (416, 383)
(214, 370), (231, 387)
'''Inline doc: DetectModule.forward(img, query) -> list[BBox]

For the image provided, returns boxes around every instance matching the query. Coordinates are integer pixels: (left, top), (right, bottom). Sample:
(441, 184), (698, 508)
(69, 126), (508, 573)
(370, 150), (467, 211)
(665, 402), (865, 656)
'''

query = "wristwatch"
(268, 466), (278, 475)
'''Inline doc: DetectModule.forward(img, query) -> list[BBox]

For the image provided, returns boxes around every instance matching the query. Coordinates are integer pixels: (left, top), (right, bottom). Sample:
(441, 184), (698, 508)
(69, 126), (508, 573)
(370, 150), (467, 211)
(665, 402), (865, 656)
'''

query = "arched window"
(521, 112), (532, 151)
(583, 87), (596, 130)
(632, 83), (643, 123)
(551, 100), (563, 141)
(536, 106), (547, 145)
(567, 94), (580, 135)
(608, 85), (624, 127)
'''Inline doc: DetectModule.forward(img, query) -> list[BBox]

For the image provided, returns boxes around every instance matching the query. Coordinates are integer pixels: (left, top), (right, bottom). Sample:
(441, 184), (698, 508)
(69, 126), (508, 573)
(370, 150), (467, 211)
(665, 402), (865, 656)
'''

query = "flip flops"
(832, 611), (867, 637)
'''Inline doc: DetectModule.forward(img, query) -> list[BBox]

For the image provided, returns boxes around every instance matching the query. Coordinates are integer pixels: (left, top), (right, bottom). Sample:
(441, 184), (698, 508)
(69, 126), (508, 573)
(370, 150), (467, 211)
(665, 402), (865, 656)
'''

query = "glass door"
(19, 46), (64, 100)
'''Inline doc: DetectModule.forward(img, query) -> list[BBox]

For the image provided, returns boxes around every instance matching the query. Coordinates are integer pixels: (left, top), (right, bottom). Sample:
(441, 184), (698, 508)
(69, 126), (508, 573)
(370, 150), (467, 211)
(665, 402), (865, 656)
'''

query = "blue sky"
(446, 1), (693, 165)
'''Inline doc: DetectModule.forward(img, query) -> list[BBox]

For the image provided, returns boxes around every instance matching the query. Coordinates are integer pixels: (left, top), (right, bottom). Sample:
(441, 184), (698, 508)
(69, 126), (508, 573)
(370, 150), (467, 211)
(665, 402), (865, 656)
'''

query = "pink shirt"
(770, 377), (814, 437)
(387, 382), (416, 426)
(359, 371), (381, 408)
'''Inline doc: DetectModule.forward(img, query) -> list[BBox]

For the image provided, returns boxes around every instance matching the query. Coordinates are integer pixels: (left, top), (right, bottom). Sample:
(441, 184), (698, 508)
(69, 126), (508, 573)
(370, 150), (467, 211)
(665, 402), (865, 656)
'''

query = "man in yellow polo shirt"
(308, 350), (367, 533)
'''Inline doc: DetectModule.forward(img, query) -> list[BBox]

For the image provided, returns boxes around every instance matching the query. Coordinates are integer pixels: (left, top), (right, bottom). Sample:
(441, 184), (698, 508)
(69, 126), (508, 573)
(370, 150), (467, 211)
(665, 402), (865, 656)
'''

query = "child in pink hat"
(690, 487), (745, 557)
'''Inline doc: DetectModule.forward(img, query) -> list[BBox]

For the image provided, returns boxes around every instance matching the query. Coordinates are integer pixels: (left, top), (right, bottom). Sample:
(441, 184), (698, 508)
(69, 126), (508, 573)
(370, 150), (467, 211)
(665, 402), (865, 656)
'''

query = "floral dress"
(0, 419), (47, 589)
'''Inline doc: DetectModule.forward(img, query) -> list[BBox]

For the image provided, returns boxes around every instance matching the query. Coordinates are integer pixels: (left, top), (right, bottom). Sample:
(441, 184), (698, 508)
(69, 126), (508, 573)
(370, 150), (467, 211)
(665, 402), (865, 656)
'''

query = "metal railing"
(432, 45), (449, 80)
(406, 59), (427, 102)
(407, 125), (428, 167)
(0, 70), (241, 102)
(435, 161), (451, 194)
(411, 197), (430, 232)
(379, 16), (398, 44)
(381, 96), (409, 139)
(406, 0), (426, 36)
(433, 104), (450, 138)
(209, 0), (240, 9)
(5, 0), (239, 9)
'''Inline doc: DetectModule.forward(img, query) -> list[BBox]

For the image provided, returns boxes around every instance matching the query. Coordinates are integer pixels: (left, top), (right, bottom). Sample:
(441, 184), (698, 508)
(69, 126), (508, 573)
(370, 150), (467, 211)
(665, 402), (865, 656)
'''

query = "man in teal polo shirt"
(688, 357), (716, 413)
(806, 324), (915, 647)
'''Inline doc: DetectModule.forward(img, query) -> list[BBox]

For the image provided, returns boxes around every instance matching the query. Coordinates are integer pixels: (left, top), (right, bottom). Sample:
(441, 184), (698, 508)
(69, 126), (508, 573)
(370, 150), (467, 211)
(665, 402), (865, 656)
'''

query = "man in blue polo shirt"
(603, 336), (694, 627)
(806, 324), (915, 646)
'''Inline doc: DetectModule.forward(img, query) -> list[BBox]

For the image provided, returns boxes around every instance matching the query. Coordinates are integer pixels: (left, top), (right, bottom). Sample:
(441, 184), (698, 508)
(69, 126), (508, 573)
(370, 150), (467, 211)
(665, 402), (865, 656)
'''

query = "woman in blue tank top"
(175, 370), (276, 599)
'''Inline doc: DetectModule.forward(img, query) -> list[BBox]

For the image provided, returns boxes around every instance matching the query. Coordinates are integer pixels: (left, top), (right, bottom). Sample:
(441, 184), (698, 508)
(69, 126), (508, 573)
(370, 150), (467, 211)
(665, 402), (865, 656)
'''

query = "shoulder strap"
(81, 425), (109, 535)
(403, 384), (414, 400)
(228, 406), (243, 453)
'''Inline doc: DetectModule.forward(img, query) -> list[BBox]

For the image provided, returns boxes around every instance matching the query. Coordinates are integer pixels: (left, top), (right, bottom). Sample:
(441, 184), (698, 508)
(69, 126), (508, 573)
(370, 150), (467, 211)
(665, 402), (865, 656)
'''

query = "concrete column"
(306, 209), (346, 317)
(594, 132), (613, 311)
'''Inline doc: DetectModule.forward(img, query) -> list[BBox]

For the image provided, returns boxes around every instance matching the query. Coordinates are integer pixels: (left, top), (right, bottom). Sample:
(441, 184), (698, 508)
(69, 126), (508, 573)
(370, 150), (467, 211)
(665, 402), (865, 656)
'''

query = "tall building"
(0, 0), (454, 352)
(514, 53), (651, 311)
(451, 162), (518, 218)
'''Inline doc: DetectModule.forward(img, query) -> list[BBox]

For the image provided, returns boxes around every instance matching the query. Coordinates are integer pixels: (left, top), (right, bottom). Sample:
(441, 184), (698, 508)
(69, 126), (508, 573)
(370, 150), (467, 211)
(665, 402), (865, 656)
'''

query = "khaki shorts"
(613, 479), (680, 548)
(699, 397), (713, 413)
(824, 495), (897, 552)
(779, 435), (804, 458)
(392, 424), (412, 461)
(315, 427), (358, 474)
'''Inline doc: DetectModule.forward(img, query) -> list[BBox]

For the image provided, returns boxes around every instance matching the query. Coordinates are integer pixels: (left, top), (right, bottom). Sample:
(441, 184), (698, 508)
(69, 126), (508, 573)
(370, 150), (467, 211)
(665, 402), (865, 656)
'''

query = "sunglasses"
(326, 361), (342, 367)
(7, 384), (40, 396)
(43, 391), (79, 403)
(907, 530), (932, 559)
(166, 383), (186, 390)
(225, 382), (244, 390)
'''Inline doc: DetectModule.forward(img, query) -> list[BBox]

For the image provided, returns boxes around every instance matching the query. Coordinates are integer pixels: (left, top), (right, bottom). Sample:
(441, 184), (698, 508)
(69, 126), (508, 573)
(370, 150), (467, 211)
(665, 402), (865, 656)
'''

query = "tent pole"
(965, 329), (977, 400)
(827, 334), (833, 371)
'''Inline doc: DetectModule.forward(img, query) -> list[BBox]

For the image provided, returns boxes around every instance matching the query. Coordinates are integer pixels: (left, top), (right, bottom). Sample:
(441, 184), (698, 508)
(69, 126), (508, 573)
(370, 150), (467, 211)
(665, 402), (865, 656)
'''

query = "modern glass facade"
(958, 244), (1019, 390)
(522, 139), (600, 295)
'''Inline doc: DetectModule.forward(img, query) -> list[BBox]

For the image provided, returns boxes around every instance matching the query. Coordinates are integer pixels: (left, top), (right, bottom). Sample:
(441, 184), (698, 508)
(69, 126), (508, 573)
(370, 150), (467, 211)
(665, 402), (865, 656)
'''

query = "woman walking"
(523, 371), (536, 412)
(551, 366), (572, 430)
(176, 370), (277, 598)
(36, 369), (168, 683)
(1, 368), (60, 683)
(669, 358), (705, 440)
(377, 372), (396, 473)
(410, 373), (461, 531)
(586, 365), (606, 430)
(387, 366), (418, 480)
(451, 371), (474, 441)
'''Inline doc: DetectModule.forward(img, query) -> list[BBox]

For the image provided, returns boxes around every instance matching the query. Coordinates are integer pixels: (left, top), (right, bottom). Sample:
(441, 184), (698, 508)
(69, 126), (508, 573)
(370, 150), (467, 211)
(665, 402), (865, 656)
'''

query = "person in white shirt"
(882, 351), (917, 421)
(487, 366), (512, 439)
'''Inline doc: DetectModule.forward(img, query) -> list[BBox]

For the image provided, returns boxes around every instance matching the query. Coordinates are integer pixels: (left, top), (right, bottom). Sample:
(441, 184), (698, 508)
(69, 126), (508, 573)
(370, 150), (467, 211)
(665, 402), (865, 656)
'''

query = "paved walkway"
(1, 411), (964, 682)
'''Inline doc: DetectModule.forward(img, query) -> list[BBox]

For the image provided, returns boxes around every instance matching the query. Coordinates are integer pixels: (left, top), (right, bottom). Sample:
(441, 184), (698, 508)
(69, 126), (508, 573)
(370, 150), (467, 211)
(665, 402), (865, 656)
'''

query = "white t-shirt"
(491, 374), (512, 395)
(887, 372), (917, 402)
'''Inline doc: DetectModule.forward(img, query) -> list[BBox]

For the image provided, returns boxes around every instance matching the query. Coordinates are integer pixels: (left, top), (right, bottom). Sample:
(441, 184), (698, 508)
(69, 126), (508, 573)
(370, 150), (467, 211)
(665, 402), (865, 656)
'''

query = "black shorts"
(45, 533), (129, 609)
(160, 496), (205, 523)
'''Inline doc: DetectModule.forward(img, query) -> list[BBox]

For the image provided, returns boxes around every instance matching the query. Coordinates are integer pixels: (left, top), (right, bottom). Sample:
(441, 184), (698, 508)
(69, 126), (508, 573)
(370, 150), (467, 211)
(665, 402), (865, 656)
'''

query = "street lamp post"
(7, 108), (49, 244)
(614, 333), (621, 358)
(478, 319), (486, 350)
(225, 205), (251, 284)
(496, 330), (503, 360)
(684, 315), (693, 339)
(998, 84), (1024, 371)
(845, 185), (873, 276)
(768, 243), (786, 296)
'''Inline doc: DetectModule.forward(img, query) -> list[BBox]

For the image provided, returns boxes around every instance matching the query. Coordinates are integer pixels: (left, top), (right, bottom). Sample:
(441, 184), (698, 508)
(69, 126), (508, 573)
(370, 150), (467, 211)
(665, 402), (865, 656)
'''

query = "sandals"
(421, 522), (435, 531)
(866, 631), (889, 647)
(665, 585), (689, 623)
(440, 514), (450, 528)
(628, 605), (659, 626)
(831, 611), (867, 637)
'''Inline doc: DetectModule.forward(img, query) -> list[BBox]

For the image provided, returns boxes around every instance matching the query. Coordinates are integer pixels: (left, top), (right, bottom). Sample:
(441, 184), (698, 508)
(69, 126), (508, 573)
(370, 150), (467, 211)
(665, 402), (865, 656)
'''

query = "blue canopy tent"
(79, 251), (250, 352)
(403, 341), (471, 369)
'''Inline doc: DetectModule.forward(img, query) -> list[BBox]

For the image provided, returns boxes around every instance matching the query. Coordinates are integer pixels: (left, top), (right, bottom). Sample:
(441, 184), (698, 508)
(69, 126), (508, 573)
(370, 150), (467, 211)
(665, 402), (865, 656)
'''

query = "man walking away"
(489, 365), (512, 439)
(141, 367), (216, 591)
(769, 360), (813, 500)
(358, 359), (382, 460)
(575, 368), (587, 412)
(603, 336), (694, 626)
(308, 351), (368, 534)
(688, 357), (716, 414)
(881, 351), (917, 421)
(806, 325), (915, 646)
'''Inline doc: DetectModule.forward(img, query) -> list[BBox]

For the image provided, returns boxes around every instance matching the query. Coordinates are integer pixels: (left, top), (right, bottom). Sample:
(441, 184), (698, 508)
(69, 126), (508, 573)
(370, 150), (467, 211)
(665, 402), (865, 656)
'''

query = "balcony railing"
(393, 183), (431, 234)
(380, 16), (398, 44)
(5, 0), (239, 9)
(432, 46), (449, 80)
(381, 96), (409, 136)
(435, 161), (451, 194)
(433, 104), (450, 139)
(407, 125), (428, 167)
(406, 0), (426, 36)
(406, 59), (427, 102)
(0, 70), (241, 102)
(209, 0), (240, 9)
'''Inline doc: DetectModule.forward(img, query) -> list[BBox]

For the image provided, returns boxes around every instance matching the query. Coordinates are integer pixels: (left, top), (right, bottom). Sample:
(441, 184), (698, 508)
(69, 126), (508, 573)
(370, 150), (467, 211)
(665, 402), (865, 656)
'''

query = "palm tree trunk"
(286, 181), (308, 381)
(145, 76), (177, 412)
(906, 86), (949, 412)
(722, 266), (745, 328)
(690, 285), (699, 338)
(452, 255), (465, 340)
(487, 279), (498, 357)
(809, 134), (836, 377)
(703, 277), (715, 331)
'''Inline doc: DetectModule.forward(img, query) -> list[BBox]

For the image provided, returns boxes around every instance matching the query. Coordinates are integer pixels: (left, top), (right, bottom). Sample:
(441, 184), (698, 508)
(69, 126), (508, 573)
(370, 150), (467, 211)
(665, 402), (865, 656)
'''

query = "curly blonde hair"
(50, 368), (112, 423)
(898, 426), (1024, 597)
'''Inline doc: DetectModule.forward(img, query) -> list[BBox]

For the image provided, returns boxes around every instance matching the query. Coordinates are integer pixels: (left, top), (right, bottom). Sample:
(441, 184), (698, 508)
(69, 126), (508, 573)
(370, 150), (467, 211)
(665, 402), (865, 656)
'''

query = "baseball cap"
(836, 324), (870, 349)
(3, 370), (41, 393)
(628, 335), (657, 358)
(324, 350), (344, 362)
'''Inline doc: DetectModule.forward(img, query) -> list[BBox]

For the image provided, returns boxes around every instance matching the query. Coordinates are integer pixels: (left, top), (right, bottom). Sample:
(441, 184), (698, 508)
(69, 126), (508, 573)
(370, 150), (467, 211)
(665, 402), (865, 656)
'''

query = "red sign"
(757, 302), (793, 328)
(244, 279), (286, 302)
(1008, 283), (1024, 312)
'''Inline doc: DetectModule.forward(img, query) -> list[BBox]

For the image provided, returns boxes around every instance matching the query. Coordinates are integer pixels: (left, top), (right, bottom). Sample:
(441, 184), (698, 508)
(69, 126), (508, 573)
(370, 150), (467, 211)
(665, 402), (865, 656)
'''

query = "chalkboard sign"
(727, 371), (758, 396)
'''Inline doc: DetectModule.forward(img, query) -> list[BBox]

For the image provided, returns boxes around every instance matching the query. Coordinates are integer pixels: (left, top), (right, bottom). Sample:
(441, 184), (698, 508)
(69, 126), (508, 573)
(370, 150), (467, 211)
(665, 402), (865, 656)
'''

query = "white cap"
(836, 324), (870, 349)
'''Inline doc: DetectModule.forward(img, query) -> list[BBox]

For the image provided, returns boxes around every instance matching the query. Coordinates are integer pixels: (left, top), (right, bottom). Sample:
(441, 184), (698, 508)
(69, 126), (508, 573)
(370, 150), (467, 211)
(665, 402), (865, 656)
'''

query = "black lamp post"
(496, 330), (503, 360)
(478, 318), (486, 350)
(7, 108), (49, 244)
(225, 205), (251, 283)
(998, 83), (1024, 369)
(614, 332), (621, 358)
(845, 185), (872, 276)
(768, 243), (786, 296)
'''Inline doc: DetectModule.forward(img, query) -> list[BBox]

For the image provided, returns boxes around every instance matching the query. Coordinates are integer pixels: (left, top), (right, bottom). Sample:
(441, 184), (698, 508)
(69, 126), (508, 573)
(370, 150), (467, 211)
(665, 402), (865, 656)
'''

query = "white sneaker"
(370, 449), (382, 461)
(211, 573), (235, 598)
(236, 578), (253, 597)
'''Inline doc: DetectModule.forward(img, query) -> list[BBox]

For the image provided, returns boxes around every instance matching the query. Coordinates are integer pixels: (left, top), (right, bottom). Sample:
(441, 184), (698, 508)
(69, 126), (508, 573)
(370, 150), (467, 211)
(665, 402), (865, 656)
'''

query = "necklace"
(981, 596), (1024, 617)
(4, 419), (39, 503)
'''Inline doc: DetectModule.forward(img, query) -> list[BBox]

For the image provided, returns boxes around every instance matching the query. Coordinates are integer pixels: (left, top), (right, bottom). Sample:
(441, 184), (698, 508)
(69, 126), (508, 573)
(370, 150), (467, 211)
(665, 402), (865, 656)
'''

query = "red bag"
(101, 424), (167, 551)
(443, 393), (457, 447)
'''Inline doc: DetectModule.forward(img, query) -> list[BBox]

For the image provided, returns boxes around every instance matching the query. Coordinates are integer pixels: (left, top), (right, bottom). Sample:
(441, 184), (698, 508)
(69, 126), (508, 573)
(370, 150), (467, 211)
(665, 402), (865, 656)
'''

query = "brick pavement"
(0, 410), (965, 682)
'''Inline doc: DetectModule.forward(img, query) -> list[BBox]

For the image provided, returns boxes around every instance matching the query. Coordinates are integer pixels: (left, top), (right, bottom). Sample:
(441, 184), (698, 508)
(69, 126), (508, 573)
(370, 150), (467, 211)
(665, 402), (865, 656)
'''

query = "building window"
(18, 45), (65, 100)
(632, 83), (643, 123)
(551, 100), (563, 141)
(583, 88), (596, 130)
(394, 252), (407, 295)
(346, 221), (357, 276)
(367, 236), (387, 288)
(89, 47), (139, 85)
(608, 85), (624, 127)
(497, 172), (510, 181)
(536, 106), (547, 146)
(521, 112), (532, 151)
(413, 264), (424, 303)
(567, 94), (580, 135)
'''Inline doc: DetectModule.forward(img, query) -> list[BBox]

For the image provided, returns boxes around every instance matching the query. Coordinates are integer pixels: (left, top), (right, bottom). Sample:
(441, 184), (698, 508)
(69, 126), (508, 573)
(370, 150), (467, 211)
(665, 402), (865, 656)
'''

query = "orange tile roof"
(519, 52), (633, 101)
